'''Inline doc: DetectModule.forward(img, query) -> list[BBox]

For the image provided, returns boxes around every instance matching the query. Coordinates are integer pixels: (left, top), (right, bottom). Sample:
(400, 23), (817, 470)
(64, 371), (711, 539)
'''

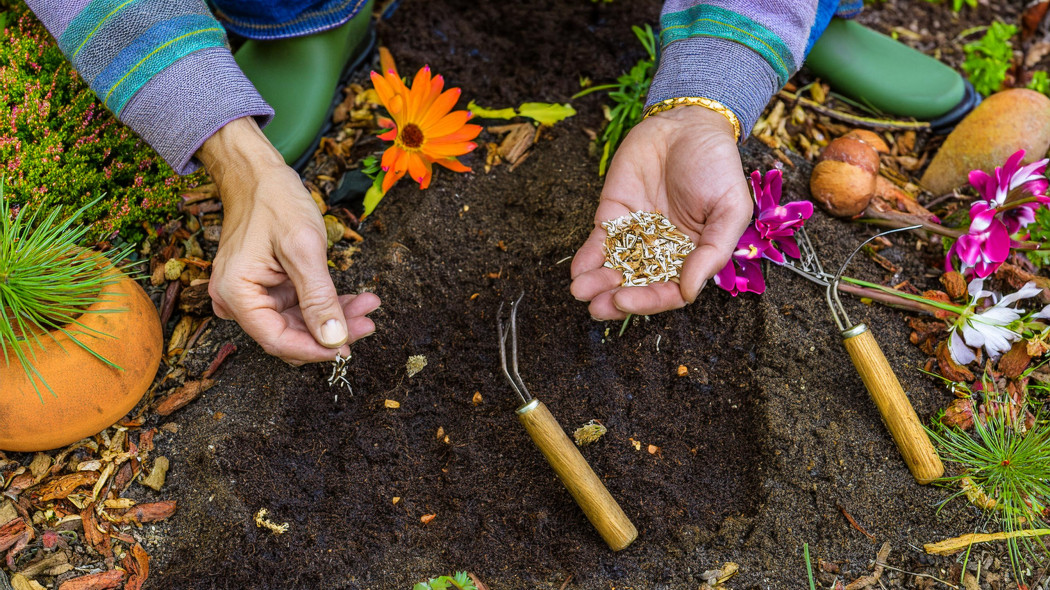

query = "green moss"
(0, 9), (204, 241)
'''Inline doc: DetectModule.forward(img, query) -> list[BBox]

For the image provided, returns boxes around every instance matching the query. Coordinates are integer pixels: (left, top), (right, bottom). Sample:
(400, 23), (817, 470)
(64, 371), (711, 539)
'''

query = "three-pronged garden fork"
(780, 226), (944, 485)
(498, 294), (638, 551)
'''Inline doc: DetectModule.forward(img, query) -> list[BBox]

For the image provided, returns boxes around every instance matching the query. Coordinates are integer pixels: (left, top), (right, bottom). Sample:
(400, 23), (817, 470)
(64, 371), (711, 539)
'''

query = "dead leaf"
(202, 343), (237, 379)
(936, 341), (975, 383)
(122, 543), (150, 590)
(56, 570), (125, 590)
(32, 472), (100, 502)
(941, 398), (975, 431)
(118, 501), (177, 524)
(18, 551), (71, 577)
(10, 573), (46, 590)
(141, 457), (169, 491)
(999, 341), (1032, 379)
(0, 518), (26, 552)
(154, 379), (215, 416)
(178, 282), (212, 315)
(28, 454), (50, 480)
(420, 514), (436, 526)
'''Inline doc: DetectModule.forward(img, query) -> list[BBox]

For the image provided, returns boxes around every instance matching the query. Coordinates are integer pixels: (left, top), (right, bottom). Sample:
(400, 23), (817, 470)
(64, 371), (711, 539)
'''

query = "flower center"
(400, 124), (424, 149)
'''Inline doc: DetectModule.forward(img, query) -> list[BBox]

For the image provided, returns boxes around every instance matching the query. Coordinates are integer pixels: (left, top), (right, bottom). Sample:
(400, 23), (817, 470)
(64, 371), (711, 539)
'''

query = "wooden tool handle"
(841, 324), (944, 485)
(516, 399), (638, 551)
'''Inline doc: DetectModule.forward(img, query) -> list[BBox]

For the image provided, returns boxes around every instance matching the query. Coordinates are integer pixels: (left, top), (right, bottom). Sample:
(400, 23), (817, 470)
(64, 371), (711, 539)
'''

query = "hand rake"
(780, 226), (944, 485)
(498, 294), (638, 551)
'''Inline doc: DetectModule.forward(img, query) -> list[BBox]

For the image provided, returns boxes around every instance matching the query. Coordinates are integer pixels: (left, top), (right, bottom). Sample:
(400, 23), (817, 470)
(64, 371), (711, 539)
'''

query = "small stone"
(392, 497), (400, 504)
(471, 391), (483, 405)
(647, 444), (659, 454)
(921, 89), (1050, 195)
(420, 513), (436, 525)
(384, 399), (400, 409)
(677, 365), (689, 377)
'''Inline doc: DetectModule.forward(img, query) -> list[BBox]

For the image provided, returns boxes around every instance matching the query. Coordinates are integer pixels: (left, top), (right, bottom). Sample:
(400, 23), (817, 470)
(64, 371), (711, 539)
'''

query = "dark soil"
(143, 1), (1035, 588)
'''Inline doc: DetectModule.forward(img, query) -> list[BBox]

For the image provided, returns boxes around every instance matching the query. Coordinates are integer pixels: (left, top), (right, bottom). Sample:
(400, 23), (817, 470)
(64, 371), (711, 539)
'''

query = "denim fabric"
(208, 0), (369, 39)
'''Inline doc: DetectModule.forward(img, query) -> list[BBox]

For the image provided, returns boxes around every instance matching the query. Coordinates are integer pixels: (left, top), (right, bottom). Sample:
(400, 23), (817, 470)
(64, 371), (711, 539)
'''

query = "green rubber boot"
(235, 1), (375, 169)
(807, 18), (978, 130)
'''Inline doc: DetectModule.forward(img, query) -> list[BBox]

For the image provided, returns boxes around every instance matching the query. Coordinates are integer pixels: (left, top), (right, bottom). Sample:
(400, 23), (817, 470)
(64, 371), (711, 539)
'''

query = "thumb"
(280, 234), (349, 348)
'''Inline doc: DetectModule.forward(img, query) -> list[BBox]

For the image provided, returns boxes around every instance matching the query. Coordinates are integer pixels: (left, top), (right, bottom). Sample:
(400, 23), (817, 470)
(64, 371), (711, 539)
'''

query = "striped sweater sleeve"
(26, 0), (274, 174)
(647, 0), (851, 139)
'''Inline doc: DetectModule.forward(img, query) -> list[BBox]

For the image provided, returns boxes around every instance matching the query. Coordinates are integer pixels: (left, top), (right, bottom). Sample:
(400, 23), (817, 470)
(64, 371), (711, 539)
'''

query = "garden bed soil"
(144, 1), (1034, 588)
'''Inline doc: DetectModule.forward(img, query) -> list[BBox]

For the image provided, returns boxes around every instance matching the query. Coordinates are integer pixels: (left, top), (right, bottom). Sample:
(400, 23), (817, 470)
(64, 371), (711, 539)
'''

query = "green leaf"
(451, 572), (477, 590)
(362, 171), (387, 219)
(516, 102), (576, 125)
(413, 584), (430, 590)
(466, 100), (518, 120)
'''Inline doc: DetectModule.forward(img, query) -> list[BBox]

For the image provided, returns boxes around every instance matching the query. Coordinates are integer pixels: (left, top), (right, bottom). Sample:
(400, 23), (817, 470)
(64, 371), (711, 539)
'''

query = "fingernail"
(320, 319), (348, 347)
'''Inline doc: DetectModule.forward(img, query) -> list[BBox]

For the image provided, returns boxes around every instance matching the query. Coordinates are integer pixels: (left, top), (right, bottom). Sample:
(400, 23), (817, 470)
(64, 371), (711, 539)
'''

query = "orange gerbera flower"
(370, 52), (481, 193)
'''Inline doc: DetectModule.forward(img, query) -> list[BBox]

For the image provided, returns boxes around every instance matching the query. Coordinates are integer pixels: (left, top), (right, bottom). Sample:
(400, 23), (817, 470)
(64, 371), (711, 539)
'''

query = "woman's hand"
(570, 106), (754, 319)
(198, 117), (380, 365)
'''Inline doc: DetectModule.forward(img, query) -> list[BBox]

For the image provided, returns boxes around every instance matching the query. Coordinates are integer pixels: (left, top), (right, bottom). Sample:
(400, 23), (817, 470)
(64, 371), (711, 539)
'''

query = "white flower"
(948, 279), (1043, 365)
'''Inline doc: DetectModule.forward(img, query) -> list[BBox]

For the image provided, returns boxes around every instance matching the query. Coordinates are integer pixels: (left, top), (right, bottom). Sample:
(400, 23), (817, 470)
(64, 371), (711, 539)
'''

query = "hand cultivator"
(781, 227), (945, 485)
(498, 295), (638, 551)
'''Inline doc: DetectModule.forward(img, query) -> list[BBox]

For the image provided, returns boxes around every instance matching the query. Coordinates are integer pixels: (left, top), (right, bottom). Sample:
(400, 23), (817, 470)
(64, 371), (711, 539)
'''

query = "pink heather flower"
(715, 170), (812, 296)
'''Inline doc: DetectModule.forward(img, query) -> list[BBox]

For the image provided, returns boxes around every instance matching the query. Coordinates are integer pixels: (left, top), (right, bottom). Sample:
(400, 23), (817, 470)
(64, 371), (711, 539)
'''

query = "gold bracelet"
(642, 97), (742, 142)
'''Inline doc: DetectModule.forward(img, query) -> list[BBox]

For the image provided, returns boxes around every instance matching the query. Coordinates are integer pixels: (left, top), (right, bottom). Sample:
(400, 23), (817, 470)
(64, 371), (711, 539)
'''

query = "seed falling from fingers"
(602, 211), (696, 286)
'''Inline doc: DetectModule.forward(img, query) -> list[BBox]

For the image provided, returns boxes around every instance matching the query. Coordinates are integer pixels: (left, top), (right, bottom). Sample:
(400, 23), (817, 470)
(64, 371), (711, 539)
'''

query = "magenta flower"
(751, 169), (813, 258)
(968, 149), (1049, 233)
(947, 202), (1011, 278)
(714, 226), (773, 295)
(715, 169), (813, 296)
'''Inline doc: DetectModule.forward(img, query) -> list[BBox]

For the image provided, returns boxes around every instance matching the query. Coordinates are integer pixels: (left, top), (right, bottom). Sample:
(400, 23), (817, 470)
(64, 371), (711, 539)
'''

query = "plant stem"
(837, 278), (962, 317)
(804, 543), (816, 590)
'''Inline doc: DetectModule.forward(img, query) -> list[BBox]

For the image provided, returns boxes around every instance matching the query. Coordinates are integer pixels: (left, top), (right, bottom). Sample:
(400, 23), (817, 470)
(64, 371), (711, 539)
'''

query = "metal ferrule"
(516, 398), (539, 415)
(841, 323), (869, 340)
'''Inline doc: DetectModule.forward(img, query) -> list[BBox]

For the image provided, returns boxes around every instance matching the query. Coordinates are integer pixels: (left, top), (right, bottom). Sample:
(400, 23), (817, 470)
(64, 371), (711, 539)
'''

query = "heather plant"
(0, 10), (203, 240)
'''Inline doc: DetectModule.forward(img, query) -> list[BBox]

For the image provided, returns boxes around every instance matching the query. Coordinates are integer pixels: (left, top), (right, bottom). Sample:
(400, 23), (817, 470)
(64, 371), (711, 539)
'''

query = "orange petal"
(382, 166), (404, 193)
(419, 88), (461, 128)
(405, 66), (432, 120)
(380, 146), (400, 171)
(387, 94), (404, 117)
(370, 71), (396, 107)
(407, 153), (432, 188)
(378, 129), (397, 141)
(426, 110), (473, 137)
(379, 46), (398, 78)
(435, 157), (471, 173)
(426, 123), (482, 145)
(422, 141), (476, 159)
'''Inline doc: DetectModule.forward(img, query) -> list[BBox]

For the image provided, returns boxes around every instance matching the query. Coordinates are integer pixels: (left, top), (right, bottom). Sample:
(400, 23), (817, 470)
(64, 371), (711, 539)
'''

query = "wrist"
(643, 98), (741, 142)
(197, 117), (289, 205)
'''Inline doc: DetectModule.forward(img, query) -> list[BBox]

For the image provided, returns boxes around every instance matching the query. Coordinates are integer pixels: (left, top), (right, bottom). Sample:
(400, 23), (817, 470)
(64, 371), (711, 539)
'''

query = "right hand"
(198, 117), (381, 365)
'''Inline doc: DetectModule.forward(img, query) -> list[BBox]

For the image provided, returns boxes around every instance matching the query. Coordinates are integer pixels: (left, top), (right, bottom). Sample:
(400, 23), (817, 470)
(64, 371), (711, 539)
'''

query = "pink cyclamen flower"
(751, 169), (813, 257)
(947, 201), (1011, 278)
(714, 226), (773, 296)
(968, 149), (1050, 233)
(714, 170), (813, 296)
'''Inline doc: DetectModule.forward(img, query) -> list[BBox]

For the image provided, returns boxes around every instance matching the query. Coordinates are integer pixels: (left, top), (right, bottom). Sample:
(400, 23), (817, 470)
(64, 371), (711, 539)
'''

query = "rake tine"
(508, 293), (532, 402)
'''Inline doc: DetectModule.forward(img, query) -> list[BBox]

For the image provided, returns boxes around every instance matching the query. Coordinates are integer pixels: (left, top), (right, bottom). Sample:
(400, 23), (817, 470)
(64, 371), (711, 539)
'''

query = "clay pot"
(0, 274), (162, 452)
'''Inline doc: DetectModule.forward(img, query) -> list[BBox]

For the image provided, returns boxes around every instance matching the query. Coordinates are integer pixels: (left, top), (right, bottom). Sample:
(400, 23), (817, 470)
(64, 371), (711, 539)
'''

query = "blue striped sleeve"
(26, 0), (274, 173)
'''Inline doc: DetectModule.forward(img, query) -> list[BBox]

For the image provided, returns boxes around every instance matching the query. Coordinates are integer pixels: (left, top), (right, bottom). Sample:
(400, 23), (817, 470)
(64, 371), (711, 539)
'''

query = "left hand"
(570, 105), (754, 319)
